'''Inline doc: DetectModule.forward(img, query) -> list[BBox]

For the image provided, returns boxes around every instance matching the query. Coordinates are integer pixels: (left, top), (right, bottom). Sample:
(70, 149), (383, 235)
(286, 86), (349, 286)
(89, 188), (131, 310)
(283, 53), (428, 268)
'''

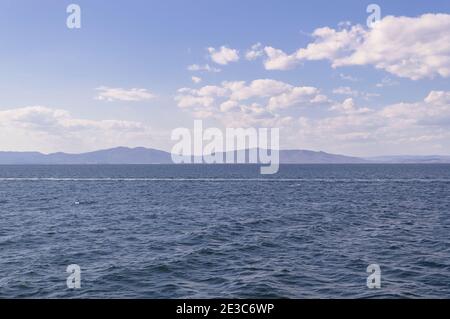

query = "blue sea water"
(0, 164), (449, 299)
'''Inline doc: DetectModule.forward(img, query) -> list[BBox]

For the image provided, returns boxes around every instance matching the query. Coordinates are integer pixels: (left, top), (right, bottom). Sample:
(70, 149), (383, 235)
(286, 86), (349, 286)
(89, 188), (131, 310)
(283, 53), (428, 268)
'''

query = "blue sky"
(1, 0), (450, 156)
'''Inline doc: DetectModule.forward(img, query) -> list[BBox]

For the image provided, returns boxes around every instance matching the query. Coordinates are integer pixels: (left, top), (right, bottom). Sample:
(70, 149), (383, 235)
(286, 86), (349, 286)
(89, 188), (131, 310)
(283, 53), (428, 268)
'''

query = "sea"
(0, 164), (449, 298)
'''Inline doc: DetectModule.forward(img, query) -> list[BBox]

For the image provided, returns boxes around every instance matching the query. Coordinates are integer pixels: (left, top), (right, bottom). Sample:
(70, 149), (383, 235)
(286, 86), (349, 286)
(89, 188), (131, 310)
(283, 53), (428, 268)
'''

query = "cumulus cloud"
(335, 14), (450, 79)
(263, 47), (300, 70)
(330, 98), (371, 114)
(267, 87), (324, 111)
(298, 25), (366, 61)
(95, 86), (155, 102)
(225, 79), (292, 101)
(207, 46), (240, 65)
(175, 79), (328, 126)
(262, 14), (450, 80)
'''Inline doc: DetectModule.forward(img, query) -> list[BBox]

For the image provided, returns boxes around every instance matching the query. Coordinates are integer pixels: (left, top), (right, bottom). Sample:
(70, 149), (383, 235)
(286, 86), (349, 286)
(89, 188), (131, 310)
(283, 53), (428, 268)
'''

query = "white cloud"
(267, 86), (322, 111)
(330, 98), (371, 114)
(297, 25), (366, 61)
(226, 79), (292, 101)
(339, 73), (358, 82)
(95, 86), (155, 102)
(175, 79), (328, 126)
(424, 90), (450, 105)
(310, 94), (329, 104)
(191, 76), (202, 84)
(262, 14), (450, 80)
(0, 106), (146, 132)
(381, 91), (450, 125)
(263, 47), (299, 70)
(335, 14), (450, 80)
(333, 86), (359, 97)
(197, 85), (228, 97)
(187, 64), (221, 73)
(207, 46), (240, 65)
(333, 86), (379, 100)
(245, 43), (264, 61)
(375, 77), (399, 88)
(262, 25), (365, 70)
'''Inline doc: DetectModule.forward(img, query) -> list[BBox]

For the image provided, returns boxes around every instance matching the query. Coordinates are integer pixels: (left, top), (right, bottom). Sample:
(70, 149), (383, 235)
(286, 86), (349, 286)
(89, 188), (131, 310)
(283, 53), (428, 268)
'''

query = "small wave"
(0, 177), (450, 182)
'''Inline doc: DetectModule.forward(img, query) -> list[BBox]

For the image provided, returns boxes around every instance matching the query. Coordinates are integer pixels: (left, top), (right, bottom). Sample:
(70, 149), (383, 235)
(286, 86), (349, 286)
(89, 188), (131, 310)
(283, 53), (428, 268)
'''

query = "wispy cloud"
(187, 64), (221, 73)
(333, 86), (379, 100)
(191, 76), (202, 84)
(245, 43), (264, 61)
(376, 77), (399, 88)
(95, 86), (155, 102)
(339, 73), (358, 82)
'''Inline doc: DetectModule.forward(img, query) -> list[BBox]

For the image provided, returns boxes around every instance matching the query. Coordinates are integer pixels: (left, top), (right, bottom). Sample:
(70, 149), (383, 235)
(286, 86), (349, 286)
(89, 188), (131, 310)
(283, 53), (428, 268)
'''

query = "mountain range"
(0, 147), (449, 164)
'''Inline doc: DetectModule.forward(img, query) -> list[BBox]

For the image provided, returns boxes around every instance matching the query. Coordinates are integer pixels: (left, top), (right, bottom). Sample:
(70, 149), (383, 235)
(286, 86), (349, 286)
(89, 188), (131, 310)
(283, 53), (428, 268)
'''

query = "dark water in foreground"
(0, 164), (449, 299)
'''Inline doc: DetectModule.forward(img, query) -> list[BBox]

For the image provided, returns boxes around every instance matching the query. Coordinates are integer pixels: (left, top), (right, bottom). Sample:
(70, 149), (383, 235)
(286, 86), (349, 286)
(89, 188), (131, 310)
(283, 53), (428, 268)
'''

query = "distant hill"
(0, 147), (172, 164)
(366, 155), (450, 164)
(279, 150), (367, 164)
(2, 147), (449, 164)
(0, 147), (371, 164)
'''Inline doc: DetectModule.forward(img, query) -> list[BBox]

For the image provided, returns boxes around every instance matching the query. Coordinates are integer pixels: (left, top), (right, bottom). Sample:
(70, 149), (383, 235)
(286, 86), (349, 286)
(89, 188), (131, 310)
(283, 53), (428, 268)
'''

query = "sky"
(0, 0), (450, 156)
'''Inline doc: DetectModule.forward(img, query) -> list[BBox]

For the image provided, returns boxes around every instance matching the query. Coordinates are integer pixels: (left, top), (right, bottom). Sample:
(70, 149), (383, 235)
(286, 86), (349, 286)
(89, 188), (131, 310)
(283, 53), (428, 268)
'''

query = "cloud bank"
(261, 14), (450, 80)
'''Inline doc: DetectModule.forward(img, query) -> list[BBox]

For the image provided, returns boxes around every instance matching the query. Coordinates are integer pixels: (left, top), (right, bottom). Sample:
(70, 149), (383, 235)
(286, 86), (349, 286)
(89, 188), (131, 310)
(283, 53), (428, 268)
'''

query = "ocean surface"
(0, 164), (449, 299)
